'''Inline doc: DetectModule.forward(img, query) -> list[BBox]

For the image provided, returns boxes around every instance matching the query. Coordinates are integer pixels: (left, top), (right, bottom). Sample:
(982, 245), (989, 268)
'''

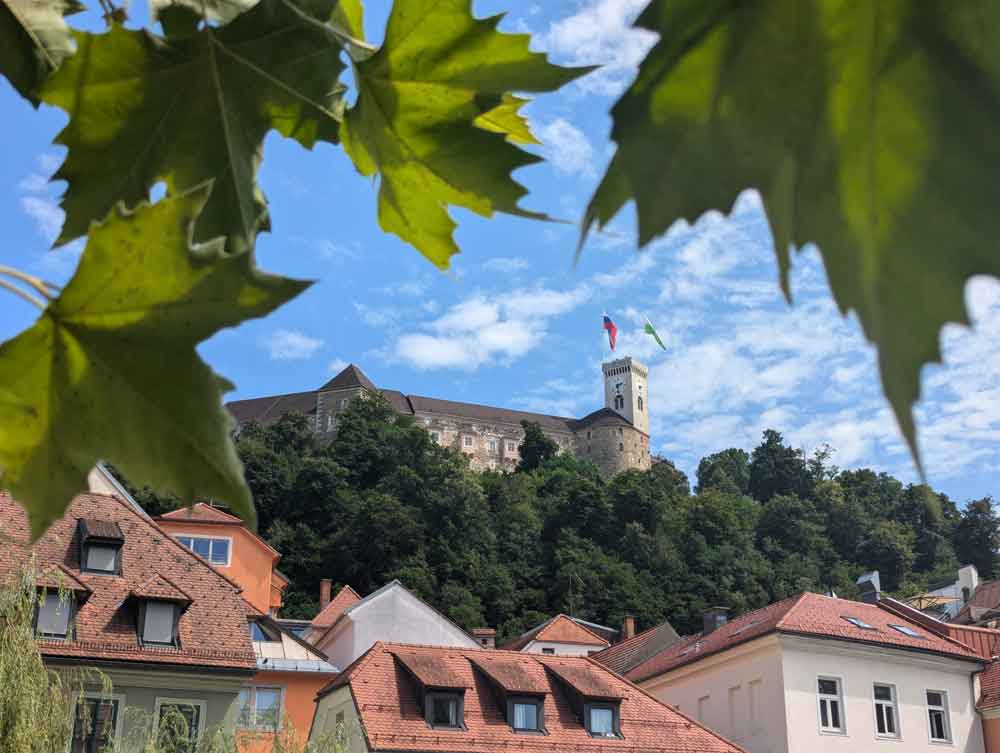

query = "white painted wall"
(641, 635), (787, 753)
(311, 685), (368, 753)
(316, 583), (479, 671)
(523, 640), (607, 656)
(781, 635), (984, 753)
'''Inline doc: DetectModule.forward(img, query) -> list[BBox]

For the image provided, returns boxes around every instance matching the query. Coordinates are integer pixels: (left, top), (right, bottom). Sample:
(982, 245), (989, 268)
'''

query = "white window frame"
(873, 683), (900, 739)
(817, 675), (846, 735)
(69, 691), (126, 753)
(175, 535), (232, 566)
(237, 686), (286, 732)
(487, 438), (498, 453)
(926, 689), (952, 744)
(463, 435), (474, 448)
(153, 697), (207, 746)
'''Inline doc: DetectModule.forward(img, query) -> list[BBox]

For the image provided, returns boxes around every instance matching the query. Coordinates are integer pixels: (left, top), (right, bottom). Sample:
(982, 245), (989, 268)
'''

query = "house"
(156, 503), (289, 616)
(601, 580), (986, 753)
(156, 503), (337, 749)
(0, 491), (257, 750)
(499, 614), (620, 656)
(309, 642), (745, 753)
(306, 580), (481, 670)
(590, 619), (682, 675)
(904, 564), (980, 620)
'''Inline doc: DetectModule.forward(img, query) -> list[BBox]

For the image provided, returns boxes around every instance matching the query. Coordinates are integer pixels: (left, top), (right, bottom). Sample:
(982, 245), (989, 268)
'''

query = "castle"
(227, 357), (652, 476)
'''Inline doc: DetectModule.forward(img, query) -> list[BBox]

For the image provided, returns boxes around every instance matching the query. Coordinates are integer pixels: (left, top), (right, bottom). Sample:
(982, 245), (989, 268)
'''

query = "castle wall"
(574, 424), (651, 476)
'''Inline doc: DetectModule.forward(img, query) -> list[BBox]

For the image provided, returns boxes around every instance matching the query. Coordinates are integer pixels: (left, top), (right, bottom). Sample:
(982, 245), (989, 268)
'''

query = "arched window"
(614, 395), (624, 410)
(637, 396), (643, 412)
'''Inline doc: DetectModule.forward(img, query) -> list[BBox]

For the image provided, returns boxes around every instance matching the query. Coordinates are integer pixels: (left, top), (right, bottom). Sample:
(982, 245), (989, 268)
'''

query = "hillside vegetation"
(123, 398), (999, 638)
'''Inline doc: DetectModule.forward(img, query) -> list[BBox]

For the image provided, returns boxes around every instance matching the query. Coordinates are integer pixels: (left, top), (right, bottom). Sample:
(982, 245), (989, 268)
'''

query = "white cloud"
(539, 0), (658, 96)
(20, 197), (63, 243)
(354, 302), (400, 328)
(535, 119), (596, 176)
(328, 358), (349, 374)
(483, 257), (530, 274)
(257, 329), (324, 361)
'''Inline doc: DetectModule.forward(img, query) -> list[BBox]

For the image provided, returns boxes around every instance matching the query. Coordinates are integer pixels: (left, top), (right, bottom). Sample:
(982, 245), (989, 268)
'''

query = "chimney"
(472, 628), (496, 649)
(622, 615), (636, 640)
(702, 607), (729, 635)
(320, 578), (332, 610)
(856, 571), (881, 604)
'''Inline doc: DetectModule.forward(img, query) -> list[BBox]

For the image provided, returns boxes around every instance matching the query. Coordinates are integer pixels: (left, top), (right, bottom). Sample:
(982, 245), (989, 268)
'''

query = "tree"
(954, 498), (1000, 579)
(748, 430), (812, 502)
(859, 521), (917, 593)
(696, 448), (750, 496)
(516, 420), (559, 473)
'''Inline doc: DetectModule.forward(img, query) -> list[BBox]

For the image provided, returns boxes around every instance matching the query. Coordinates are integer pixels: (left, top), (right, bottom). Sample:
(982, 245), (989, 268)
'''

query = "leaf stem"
(0, 265), (58, 300)
(0, 278), (46, 310)
(278, 0), (377, 61)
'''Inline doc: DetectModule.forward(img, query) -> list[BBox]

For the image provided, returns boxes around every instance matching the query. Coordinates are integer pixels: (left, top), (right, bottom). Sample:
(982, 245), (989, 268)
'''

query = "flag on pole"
(644, 318), (666, 351)
(603, 315), (618, 351)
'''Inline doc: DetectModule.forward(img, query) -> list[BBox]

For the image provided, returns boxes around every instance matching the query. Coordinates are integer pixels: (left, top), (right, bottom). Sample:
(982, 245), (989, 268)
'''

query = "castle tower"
(602, 357), (649, 435)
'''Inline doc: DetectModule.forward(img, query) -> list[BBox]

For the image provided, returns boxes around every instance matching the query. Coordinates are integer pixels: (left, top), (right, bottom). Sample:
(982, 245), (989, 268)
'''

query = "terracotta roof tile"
(79, 518), (124, 541)
(544, 659), (622, 699)
(627, 593), (981, 683)
(500, 614), (610, 651)
(0, 491), (256, 671)
(131, 574), (192, 604)
(591, 621), (681, 675)
(37, 563), (91, 596)
(955, 579), (1000, 624)
(321, 643), (743, 753)
(981, 660), (1000, 709)
(158, 503), (244, 524)
(468, 655), (549, 694)
(311, 585), (362, 628)
(392, 648), (472, 689)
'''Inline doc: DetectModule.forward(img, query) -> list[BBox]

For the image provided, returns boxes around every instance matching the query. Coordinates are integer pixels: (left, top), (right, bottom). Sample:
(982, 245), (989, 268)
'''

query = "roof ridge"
(539, 614), (610, 645)
(772, 592), (813, 629)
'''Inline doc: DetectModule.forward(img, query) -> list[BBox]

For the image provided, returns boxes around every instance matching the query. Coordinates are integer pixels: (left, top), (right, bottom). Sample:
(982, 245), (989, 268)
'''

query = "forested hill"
(122, 397), (999, 639)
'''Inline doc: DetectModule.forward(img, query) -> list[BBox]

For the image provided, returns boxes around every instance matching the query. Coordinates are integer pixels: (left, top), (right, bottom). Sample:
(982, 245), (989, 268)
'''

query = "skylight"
(889, 624), (923, 638)
(841, 615), (876, 630)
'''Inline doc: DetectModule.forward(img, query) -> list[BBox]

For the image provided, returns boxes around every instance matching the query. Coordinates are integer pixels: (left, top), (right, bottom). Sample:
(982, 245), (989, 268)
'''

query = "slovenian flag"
(603, 315), (618, 351)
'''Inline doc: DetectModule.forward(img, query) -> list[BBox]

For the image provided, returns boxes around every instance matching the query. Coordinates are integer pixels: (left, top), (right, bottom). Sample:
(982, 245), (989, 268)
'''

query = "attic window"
(36, 592), (73, 639)
(889, 624), (924, 639)
(250, 621), (281, 642)
(841, 615), (876, 630)
(509, 697), (544, 733)
(79, 519), (125, 575)
(585, 702), (620, 738)
(426, 692), (463, 730)
(140, 600), (180, 646)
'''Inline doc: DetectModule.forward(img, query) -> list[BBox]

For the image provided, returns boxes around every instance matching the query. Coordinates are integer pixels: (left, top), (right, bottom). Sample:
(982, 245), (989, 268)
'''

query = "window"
(250, 621), (280, 642)
(72, 695), (121, 753)
(176, 536), (230, 566)
(425, 692), (463, 729)
(841, 615), (876, 630)
(238, 687), (283, 730)
(873, 684), (899, 738)
(817, 677), (845, 733)
(85, 544), (120, 573)
(618, 442), (624, 451)
(488, 439), (498, 453)
(506, 441), (516, 452)
(637, 396), (643, 411)
(541, 647), (555, 655)
(927, 690), (951, 742)
(509, 697), (543, 732)
(585, 703), (619, 738)
(586, 431), (592, 440)
(889, 624), (923, 638)
(463, 435), (474, 447)
(141, 600), (179, 646)
(155, 698), (206, 752)
(36, 591), (72, 638)
(79, 520), (124, 575)
(339, 399), (349, 409)
(614, 395), (624, 410)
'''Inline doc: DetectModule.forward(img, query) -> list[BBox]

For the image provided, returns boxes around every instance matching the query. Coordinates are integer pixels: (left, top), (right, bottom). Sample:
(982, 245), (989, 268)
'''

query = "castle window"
(339, 399), (349, 409)
(488, 439), (498, 453)
(463, 436), (474, 448)
(506, 441), (516, 453)
(614, 395), (624, 410)
(618, 428), (623, 437)
(619, 443), (624, 452)
(637, 396), (643, 412)
(586, 431), (591, 440)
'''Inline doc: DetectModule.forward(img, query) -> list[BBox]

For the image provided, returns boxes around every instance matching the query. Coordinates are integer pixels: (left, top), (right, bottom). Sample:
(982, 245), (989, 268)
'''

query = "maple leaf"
(341, 0), (591, 268)
(0, 0), (81, 104)
(41, 0), (349, 256)
(584, 0), (1000, 468)
(0, 186), (309, 538)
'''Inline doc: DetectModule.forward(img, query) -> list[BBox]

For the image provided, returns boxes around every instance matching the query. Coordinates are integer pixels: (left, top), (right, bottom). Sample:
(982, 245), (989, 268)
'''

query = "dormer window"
(509, 697), (544, 733)
(426, 692), (463, 729)
(140, 600), (180, 646)
(78, 519), (124, 575)
(585, 702), (620, 738)
(36, 592), (73, 639)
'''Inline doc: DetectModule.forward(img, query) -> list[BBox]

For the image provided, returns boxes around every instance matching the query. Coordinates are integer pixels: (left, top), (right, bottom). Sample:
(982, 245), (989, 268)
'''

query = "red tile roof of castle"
(0, 491), (256, 671)
(319, 642), (744, 753)
(625, 592), (982, 683)
(311, 584), (362, 629)
(500, 614), (611, 651)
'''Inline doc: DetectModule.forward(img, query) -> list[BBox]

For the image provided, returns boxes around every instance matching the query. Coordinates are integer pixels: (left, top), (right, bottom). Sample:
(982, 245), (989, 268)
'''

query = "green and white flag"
(644, 318), (667, 351)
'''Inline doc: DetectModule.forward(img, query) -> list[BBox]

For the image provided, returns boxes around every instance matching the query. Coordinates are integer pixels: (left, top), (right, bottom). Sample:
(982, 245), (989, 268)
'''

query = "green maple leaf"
(41, 0), (350, 256)
(341, 0), (590, 268)
(0, 186), (309, 538)
(475, 94), (540, 146)
(584, 0), (1000, 468)
(0, 0), (81, 104)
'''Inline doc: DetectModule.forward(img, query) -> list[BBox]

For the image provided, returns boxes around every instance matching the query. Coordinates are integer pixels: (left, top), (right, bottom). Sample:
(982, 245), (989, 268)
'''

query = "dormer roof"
(319, 364), (377, 393)
(131, 573), (193, 605)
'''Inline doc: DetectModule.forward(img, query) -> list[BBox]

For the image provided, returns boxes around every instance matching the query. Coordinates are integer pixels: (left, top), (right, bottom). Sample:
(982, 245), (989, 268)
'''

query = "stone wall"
(574, 424), (651, 476)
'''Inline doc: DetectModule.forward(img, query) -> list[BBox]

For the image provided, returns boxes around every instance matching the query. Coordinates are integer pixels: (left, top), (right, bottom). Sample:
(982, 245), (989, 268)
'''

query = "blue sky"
(1, 0), (997, 503)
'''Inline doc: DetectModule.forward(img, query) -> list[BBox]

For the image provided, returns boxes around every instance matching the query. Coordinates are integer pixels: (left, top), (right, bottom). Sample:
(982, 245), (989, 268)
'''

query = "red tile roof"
(0, 492), (256, 671)
(467, 655), (550, 694)
(591, 622), (681, 675)
(981, 661), (1000, 709)
(158, 502), (245, 525)
(36, 563), (91, 596)
(131, 574), (192, 604)
(311, 584), (362, 628)
(955, 579), (1000, 624)
(392, 648), (473, 689)
(320, 642), (744, 753)
(500, 614), (611, 651)
(543, 659), (623, 699)
(626, 593), (982, 683)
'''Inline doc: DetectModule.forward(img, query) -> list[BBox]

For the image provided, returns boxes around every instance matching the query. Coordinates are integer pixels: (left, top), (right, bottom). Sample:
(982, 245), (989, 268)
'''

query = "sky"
(0, 0), (997, 503)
